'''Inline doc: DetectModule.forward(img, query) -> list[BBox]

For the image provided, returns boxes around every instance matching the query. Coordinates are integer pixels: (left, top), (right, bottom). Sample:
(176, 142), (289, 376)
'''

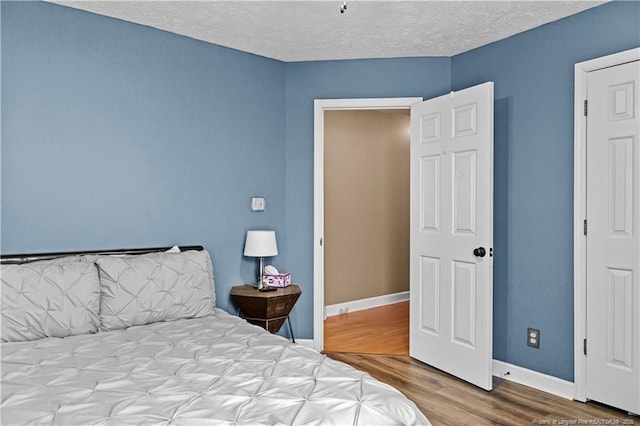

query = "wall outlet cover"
(527, 327), (540, 349)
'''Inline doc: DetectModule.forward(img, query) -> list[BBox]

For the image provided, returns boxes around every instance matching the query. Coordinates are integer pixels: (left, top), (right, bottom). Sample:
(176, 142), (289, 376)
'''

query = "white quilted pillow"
(1, 260), (101, 342)
(97, 250), (215, 331)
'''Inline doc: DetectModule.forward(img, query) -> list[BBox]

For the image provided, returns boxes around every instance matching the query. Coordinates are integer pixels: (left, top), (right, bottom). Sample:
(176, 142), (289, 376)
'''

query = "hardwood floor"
(323, 301), (409, 355)
(326, 352), (634, 425)
(323, 302), (633, 425)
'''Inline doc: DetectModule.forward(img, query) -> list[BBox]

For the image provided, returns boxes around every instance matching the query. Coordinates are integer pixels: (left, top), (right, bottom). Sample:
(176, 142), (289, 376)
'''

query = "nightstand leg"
(287, 317), (295, 343)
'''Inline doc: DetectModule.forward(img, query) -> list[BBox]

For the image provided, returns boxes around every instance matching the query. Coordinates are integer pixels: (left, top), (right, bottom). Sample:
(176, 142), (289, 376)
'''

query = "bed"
(1, 246), (430, 425)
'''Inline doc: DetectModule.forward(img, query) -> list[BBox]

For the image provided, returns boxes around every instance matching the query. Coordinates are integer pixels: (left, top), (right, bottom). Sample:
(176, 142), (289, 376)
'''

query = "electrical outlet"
(527, 328), (540, 349)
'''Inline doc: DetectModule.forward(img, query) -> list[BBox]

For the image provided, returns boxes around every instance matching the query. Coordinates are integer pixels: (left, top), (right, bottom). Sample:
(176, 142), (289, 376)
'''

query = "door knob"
(473, 247), (486, 257)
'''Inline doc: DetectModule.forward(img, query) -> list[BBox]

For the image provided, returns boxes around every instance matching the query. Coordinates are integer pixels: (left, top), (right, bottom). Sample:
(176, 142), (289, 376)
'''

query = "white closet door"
(586, 59), (640, 414)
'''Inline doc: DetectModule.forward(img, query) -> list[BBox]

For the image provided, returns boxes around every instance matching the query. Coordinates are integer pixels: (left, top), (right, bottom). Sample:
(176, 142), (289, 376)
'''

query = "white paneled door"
(409, 83), (494, 390)
(586, 60), (640, 413)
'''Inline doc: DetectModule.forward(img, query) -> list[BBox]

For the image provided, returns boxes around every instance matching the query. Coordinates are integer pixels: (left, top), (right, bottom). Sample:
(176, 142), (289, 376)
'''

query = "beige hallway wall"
(324, 109), (410, 306)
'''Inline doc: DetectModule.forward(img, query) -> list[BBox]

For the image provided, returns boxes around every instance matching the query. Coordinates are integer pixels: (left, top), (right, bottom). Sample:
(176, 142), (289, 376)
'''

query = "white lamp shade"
(244, 230), (278, 257)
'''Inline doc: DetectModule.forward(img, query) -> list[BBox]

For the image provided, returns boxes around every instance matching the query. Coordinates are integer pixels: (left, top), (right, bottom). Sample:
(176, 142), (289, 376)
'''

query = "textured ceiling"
(51, 1), (607, 62)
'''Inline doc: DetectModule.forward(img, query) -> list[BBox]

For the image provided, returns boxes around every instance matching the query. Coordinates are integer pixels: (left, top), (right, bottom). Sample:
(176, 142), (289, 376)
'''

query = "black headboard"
(0, 245), (204, 265)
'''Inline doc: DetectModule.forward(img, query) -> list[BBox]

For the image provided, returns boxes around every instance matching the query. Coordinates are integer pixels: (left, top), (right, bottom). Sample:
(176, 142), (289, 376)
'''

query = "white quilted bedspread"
(1, 309), (430, 425)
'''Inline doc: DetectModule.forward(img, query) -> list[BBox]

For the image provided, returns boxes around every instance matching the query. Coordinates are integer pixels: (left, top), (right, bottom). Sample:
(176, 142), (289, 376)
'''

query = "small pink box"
(262, 273), (291, 287)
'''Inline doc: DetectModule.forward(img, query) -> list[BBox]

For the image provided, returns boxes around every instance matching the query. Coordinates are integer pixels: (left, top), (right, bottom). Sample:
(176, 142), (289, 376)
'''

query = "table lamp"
(244, 230), (278, 289)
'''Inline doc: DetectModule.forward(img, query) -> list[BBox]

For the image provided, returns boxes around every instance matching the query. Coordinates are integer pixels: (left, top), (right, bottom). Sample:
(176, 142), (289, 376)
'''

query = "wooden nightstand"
(230, 284), (301, 342)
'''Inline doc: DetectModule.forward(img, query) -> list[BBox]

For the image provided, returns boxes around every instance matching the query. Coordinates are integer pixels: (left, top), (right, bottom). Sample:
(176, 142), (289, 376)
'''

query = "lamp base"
(257, 257), (265, 290)
(259, 286), (278, 292)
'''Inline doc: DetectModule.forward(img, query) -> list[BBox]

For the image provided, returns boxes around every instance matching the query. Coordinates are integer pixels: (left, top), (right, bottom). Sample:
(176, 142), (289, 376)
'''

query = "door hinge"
(320, 238), (323, 246)
(583, 338), (587, 355)
(584, 100), (588, 116)
(583, 219), (587, 236)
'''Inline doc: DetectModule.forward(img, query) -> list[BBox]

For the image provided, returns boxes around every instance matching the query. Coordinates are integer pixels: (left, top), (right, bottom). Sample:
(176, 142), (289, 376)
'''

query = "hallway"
(323, 301), (409, 355)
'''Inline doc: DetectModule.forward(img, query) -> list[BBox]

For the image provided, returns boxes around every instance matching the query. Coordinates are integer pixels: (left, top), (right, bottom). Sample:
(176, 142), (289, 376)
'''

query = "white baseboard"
(493, 360), (574, 400)
(295, 339), (315, 348)
(324, 291), (409, 318)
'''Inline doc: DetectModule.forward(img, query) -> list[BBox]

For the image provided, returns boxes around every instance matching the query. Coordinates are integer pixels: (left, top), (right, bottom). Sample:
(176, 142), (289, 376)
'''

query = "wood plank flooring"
(323, 302), (633, 425)
(323, 301), (409, 355)
(326, 352), (634, 425)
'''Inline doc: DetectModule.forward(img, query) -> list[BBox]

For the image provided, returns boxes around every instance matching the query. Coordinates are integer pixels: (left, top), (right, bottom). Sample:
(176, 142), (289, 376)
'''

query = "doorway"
(312, 97), (422, 353)
(323, 108), (410, 355)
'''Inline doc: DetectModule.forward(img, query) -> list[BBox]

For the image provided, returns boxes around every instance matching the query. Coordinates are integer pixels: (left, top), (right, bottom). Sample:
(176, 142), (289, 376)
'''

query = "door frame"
(573, 47), (640, 402)
(313, 97), (423, 351)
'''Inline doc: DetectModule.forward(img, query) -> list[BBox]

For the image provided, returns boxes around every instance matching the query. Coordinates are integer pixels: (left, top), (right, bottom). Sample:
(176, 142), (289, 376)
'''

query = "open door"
(409, 83), (494, 390)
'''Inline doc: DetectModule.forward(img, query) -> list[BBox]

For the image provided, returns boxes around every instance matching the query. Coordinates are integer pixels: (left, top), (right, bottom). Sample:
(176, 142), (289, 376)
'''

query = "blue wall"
(2, 0), (639, 383)
(1, 1), (286, 314)
(451, 1), (640, 381)
(283, 58), (451, 337)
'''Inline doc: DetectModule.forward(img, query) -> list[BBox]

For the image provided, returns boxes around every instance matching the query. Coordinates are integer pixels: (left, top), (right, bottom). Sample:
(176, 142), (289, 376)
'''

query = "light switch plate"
(251, 197), (265, 211)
